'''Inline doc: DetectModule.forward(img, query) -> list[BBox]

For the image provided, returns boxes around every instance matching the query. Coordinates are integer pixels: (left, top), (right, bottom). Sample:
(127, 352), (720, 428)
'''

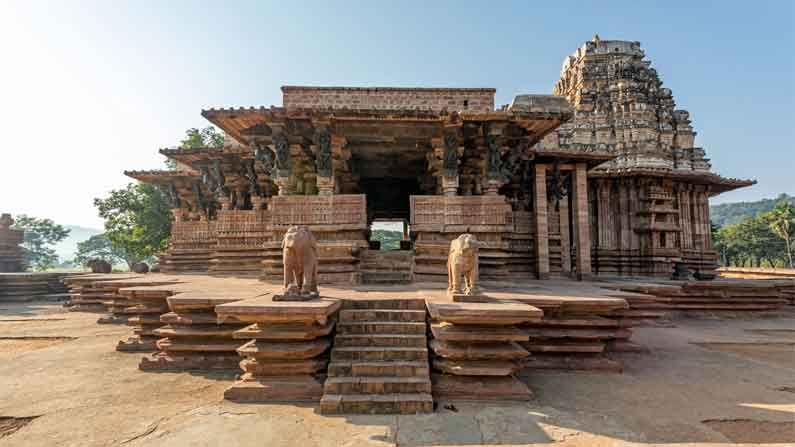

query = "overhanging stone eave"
(124, 169), (200, 184)
(587, 167), (756, 195)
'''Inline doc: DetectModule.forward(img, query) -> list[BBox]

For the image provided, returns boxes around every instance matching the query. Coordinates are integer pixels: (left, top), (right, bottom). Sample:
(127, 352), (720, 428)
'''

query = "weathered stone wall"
(282, 86), (495, 113)
(0, 213), (24, 272)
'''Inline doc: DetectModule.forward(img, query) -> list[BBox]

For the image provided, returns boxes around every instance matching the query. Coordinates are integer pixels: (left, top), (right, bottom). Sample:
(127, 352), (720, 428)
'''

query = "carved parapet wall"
(210, 210), (271, 276)
(410, 195), (536, 282)
(268, 195), (367, 231)
(410, 195), (513, 233)
(261, 194), (368, 285)
(160, 220), (217, 273)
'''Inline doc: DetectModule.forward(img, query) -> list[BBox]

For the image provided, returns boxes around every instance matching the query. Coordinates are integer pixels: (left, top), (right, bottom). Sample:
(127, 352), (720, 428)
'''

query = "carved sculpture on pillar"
(272, 131), (292, 195)
(276, 225), (319, 301)
(314, 128), (334, 195)
(447, 234), (485, 297)
(253, 141), (275, 174)
(191, 181), (208, 217)
(547, 160), (570, 211)
(484, 134), (504, 195)
(241, 158), (261, 199)
(442, 128), (460, 196)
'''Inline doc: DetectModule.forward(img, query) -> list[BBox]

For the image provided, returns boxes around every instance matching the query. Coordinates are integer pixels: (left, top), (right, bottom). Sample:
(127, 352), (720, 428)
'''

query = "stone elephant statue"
(282, 226), (319, 297)
(447, 234), (485, 295)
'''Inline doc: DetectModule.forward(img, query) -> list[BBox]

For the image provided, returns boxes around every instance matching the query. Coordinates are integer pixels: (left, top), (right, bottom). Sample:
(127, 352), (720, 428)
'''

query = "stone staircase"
(320, 299), (433, 414)
(359, 250), (414, 284)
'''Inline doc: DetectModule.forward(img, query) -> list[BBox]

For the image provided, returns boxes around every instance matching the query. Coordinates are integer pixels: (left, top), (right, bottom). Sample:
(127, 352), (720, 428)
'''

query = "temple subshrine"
(126, 38), (753, 283)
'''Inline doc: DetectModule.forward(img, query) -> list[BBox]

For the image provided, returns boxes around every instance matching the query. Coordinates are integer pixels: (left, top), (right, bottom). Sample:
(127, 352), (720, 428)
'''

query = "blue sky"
(0, 1), (792, 228)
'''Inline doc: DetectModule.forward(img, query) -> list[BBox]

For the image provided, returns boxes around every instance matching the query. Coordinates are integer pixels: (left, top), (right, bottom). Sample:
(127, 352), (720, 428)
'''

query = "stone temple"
(125, 37), (753, 283)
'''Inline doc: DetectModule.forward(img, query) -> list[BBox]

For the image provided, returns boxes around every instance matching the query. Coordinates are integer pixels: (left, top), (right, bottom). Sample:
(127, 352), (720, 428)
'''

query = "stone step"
(323, 376), (432, 394)
(328, 361), (429, 377)
(342, 299), (426, 310)
(361, 272), (412, 284)
(334, 334), (427, 348)
(339, 309), (426, 323)
(337, 321), (427, 335)
(331, 346), (428, 362)
(320, 393), (433, 414)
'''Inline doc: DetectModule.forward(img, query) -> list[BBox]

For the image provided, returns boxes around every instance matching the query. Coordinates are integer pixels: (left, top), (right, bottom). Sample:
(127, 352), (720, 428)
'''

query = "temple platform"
(52, 272), (795, 414)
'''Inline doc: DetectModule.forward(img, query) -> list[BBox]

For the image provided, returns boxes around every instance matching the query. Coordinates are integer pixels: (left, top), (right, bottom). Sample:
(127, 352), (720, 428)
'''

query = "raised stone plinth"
(427, 299), (540, 401)
(139, 292), (253, 371)
(216, 296), (339, 403)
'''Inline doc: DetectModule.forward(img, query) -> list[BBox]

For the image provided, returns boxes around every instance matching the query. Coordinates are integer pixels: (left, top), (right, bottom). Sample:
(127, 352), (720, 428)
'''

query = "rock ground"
(1, 294), (794, 446)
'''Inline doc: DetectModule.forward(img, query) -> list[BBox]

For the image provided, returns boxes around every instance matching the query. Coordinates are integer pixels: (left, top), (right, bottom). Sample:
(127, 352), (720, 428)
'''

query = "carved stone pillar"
(271, 127), (292, 196)
(171, 208), (184, 223)
(573, 163), (592, 280)
(484, 124), (507, 196)
(313, 125), (335, 196)
(534, 163), (550, 279)
(441, 127), (460, 197)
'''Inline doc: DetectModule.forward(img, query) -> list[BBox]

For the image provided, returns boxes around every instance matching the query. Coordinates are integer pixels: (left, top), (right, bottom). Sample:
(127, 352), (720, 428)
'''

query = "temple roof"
(588, 168), (756, 195)
(123, 169), (199, 184)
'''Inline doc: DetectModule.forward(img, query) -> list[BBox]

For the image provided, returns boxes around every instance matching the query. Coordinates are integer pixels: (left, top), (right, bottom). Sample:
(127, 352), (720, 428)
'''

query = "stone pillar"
(171, 208), (184, 223)
(533, 164), (550, 279)
(573, 163), (592, 280)
(442, 176), (459, 197)
(251, 196), (264, 210)
(314, 125), (335, 196)
(559, 194), (571, 275)
(440, 127), (460, 196)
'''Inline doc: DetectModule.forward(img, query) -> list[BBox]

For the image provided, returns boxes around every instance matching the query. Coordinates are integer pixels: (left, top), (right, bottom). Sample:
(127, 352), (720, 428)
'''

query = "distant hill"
(711, 193), (795, 227)
(53, 225), (103, 262)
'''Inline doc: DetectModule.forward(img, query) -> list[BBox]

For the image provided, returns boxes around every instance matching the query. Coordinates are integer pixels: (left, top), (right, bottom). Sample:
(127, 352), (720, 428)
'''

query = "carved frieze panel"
(268, 194), (367, 229)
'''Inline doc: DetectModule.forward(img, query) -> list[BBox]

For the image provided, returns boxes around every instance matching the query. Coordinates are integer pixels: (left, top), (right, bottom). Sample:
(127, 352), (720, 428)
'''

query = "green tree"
(94, 183), (172, 269)
(11, 215), (70, 271)
(166, 126), (225, 169)
(73, 233), (128, 267)
(764, 202), (795, 268)
(181, 126), (224, 148)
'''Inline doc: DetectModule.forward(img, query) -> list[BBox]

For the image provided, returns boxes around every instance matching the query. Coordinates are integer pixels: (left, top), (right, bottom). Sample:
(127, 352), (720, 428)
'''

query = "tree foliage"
(181, 126), (225, 149)
(711, 193), (795, 227)
(11, 215), (70, 271)
(73, 233), (128, 267)
(165, 126), (225, 169)
(713, 199), (795, 268)
(94, 183), (172, 268)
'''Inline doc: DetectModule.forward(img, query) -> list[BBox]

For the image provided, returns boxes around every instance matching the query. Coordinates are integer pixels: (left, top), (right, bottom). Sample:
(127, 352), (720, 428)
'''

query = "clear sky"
(1, 1), (793, 229)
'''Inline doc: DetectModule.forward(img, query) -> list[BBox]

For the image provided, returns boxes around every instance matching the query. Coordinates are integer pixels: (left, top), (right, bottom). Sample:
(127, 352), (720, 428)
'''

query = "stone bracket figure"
(447, 234), (485, 296)
(278, 225), (319, 300)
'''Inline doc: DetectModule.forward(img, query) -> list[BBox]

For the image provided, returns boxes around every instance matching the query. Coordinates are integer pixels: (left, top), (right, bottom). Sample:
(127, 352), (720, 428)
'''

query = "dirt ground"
(0, 297), (793, 446)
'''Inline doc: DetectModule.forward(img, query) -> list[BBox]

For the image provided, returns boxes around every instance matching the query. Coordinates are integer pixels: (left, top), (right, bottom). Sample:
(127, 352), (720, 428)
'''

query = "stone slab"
(432, 358), (519, 376)
(233, 321), (335, 340)
(236, 339), (331, 360)
(216, 297), (341, 325)
(430, 322), (529, 342)
(224, 375), (324, 402)
(431, 373), (533, 401)
(427, 301), (542, 325)
(430, 340), (529, 360)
